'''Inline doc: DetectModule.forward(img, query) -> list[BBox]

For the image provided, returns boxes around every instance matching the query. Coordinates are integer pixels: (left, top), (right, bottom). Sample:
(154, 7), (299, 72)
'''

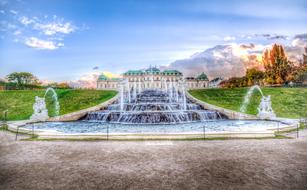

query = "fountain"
(240, 85), (276, 119)
(257, 95), (276, 119)
(24, 83), (292, 138)
(44, 87), (60, 116)
(133, 82), (137, 100)
(85, 79), (225, 124)
(30, 87), (60, 121)
(30, 96), (49, 121)
(120, 81), (124, 111)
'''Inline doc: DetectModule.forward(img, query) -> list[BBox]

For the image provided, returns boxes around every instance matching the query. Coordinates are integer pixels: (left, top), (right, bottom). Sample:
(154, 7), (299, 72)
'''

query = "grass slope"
(0, 89), (117, 120)
(189, 88), (307, 118)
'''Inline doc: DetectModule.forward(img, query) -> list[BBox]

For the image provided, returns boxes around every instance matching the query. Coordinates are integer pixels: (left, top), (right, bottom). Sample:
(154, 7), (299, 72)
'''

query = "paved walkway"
(1, 130), (307, 190)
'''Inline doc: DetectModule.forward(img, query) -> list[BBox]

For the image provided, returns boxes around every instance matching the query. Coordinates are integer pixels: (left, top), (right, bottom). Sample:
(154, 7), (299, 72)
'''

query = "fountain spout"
(44, 87), (60, 116)
(240, 85), (263, 113)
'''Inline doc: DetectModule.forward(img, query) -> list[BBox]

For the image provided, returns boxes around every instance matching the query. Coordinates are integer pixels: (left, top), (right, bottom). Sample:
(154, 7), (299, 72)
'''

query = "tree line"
(221, 44), (307, 88)
(1, 72), (71, 90)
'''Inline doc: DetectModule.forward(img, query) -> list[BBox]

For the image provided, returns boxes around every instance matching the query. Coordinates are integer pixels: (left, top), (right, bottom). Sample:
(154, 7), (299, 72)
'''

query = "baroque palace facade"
(97, 67), (209, 90)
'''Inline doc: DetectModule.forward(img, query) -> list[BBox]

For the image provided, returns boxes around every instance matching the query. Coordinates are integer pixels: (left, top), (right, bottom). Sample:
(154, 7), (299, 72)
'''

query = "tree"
(6, 72), (39, 87)
(220, 77), (247, 88)
(303, 47), (307, 65)
(262, 44), (292, 84)
(48, 82), (71, 89)
(246, 68), (265, 86)
(289, 65), (307, 83)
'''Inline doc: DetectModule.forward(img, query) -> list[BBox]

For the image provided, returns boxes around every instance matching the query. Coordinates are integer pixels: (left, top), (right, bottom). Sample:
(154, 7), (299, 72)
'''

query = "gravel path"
(1, 130), (307, 190)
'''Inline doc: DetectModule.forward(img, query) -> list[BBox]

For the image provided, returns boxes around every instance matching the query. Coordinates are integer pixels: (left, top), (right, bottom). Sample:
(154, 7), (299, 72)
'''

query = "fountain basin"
(20, 120), (291, 134)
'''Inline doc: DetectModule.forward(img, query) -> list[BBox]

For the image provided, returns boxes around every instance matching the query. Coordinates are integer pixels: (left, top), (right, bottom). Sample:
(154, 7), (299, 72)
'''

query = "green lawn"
(0, 89), (117, 121)
(189, 88), (307, 118)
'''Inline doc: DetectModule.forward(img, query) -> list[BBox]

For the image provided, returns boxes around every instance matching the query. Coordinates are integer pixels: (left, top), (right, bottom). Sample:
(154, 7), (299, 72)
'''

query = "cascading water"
(120, 82), (124, 111)
(138, 80), (141, 94)
(133, 82), (137, 100)
(240, 85), (276, 119)
(126, 80), (131, 103)
(85, 80), (226, 124)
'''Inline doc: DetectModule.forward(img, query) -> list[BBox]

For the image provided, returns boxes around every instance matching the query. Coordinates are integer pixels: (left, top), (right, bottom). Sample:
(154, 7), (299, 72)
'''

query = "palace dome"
(196, 72), (208, 80)
(98, 74), (108, 81)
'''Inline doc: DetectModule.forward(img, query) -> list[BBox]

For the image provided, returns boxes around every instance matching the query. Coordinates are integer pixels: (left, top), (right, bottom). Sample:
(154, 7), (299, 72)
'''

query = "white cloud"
(19, 16), (34, 26)
(34, 21), (75, 36)
(12, 14), (77, 50)
(10, 10), (17, 15)
(69, 71), (121, 89)
(25, 37), (61, 50)
(13, 30), (21, 35)
(223, 36), (236, 41)
(291, 34), (307, 47)
(18, 15), (75, 36)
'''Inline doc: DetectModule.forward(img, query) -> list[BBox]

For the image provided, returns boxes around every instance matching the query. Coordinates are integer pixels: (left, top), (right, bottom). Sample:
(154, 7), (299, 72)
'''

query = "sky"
(0, 0), (307, 84)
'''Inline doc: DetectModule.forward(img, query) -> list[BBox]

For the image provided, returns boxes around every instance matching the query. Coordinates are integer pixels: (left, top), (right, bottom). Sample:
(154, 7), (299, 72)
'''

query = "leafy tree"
(246, 68), (265, 86)
(289, 66), (307, 83)
(220, 77), (247, 88)
(6, 72), (39, 87)
(262, 44), (292, 84)
(303, 47), (307, 65)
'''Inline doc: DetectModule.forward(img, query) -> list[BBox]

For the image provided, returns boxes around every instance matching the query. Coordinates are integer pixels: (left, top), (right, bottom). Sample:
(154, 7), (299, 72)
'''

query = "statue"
(257, 95), (276, 119)
(30, 96), (49, 122)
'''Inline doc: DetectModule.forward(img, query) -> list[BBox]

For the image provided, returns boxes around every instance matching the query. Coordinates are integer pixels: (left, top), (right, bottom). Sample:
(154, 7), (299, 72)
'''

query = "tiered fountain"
(85, 79), (225, 124)
(23, 83), (293, 138)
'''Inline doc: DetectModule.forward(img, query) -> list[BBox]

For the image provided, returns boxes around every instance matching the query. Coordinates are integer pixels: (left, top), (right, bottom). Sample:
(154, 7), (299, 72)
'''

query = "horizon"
(1, 0), (307, 86)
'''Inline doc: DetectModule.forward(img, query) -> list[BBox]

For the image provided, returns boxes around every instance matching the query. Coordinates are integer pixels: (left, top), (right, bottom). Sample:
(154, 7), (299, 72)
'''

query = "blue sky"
(0, 0), (307, 82)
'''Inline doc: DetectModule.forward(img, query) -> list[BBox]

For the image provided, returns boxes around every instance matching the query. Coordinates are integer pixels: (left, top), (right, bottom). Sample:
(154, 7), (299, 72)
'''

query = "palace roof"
(98, 73), (108, 81)
(123, 67), (183, 76)
(162, 70), (182, 76)
(196, 72), (209, 81)
(98, 74), (121, 81)
(123, 70), (145, 75)
(145, 67), (160, 74)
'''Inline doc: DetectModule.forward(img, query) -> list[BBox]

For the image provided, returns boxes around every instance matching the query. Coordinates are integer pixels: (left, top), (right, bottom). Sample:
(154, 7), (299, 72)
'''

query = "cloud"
(13, 30), (21, 35)
(25, 37), (62, 50)
(240, 43), (255, 49)
(0, 12), (77, 50)
(68, 71), (100, 89)
(164, 34), (306, 80)
(223, 36), (236, 41)
(9, 10), (17, 15)
(34, 21), (75, 36)
(255, 34), (288, 40)
(19, 16), (34, 25)
(291, 34), (307, 47)
(18, 15), (76, 36)
(68, 71), (121, 89)
(102, 71), (121, 78)
(163, 43), (282, 79)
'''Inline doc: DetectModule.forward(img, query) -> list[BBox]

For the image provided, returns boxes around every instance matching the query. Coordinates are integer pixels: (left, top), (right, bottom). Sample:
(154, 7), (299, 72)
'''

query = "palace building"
(96, 67), (209, 90)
